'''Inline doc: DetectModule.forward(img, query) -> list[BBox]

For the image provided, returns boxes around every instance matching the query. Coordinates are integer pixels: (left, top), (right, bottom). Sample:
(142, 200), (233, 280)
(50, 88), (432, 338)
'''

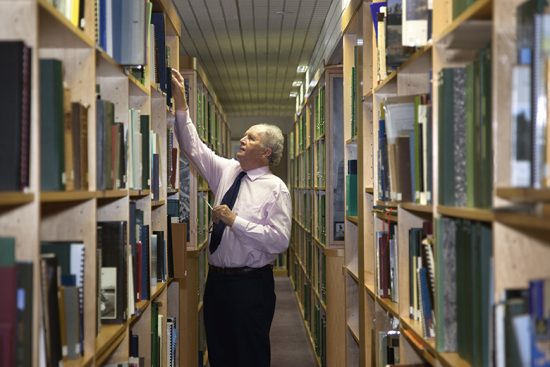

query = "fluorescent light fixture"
(289, 92), (298, 97)
(309, 79), (317, 89)
(296, 65), (308, 73)
(292, 80), (303, 87)
(356, 38), (364, 46)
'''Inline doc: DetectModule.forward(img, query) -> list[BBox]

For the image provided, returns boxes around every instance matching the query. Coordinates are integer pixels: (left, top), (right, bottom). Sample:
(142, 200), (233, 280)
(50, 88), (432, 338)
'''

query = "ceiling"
(174, 0), (336, 134)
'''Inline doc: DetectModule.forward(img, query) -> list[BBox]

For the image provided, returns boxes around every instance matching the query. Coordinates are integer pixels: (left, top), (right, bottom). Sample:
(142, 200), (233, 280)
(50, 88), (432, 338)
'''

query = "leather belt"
(208, 264), (273, 275)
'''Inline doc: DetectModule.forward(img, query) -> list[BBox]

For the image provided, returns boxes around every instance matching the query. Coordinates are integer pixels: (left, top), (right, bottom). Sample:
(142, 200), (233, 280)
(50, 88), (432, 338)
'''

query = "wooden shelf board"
(198, 301), (204, 312)
(62, 353), (94, 367)
(438, 352), (471, 367)
(273, 268), (288, 277)
(347, 322), (360, 344)
(151, 281), (167, 300)
(346, 216), (359, 225)
(187, 240), (208, 256)
(167, 188), (179, 195)
(129, 189), (151, 198)
(96, 48), (125, 77)
(365, 187), (374, 194)
(129, 74), (150, 96)
(373, 70), (398, 94)
(129, 299), (150, 325)
(38, 0), (95, 48)
(494, 211), (550, 232)
(152, 199), (166, 207)
(364, 281), (376, 299)
(375, 211), (398, 223)
(344, 265), (359, 282)
(345, 137), (358, 145)
(399, 314), (437, 364)
(314, 186), (327, 191)
(0, 192), (34, 206)
(371, 43), (433, 96)
(151, 83), (165, 97)
(41, 191), (96, 203)
(95, 323), (127, 365)
(97, 190), (128, 199)
(323, 246), (345, 257)
(401, 202), (433, 214)
(376, 200), (399, 208)
(312, 235), (326, 248)
(435, 0), (492, 44)
(376, 296), (399, 318)
(292, 290), (323, 367)
(496, 187), (550, 202)
(438, 205), (494, 222)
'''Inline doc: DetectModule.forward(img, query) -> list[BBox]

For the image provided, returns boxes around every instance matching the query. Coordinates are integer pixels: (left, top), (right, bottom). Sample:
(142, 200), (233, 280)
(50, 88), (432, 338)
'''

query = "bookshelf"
(178, 56), (231, 367)
(289, 65), (346, 366)
(0, 0), (192, 365)
(345, 0), (550, 365)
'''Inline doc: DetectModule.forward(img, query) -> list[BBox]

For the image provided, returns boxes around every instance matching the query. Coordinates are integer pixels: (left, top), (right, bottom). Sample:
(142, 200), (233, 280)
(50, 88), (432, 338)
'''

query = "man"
(171, 70), (292, 367)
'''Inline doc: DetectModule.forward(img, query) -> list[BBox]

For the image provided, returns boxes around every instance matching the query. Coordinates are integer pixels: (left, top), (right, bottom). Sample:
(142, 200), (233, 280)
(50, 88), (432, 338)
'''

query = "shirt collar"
(244, 166), (270, 181)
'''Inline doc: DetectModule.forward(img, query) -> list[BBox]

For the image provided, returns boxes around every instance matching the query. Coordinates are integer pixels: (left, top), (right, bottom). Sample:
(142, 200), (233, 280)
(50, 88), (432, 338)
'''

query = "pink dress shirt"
(174, 110), (292, 268)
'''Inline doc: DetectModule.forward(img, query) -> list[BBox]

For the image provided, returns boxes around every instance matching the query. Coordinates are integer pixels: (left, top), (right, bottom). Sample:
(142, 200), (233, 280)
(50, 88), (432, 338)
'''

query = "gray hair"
(255, 124), (285, 166)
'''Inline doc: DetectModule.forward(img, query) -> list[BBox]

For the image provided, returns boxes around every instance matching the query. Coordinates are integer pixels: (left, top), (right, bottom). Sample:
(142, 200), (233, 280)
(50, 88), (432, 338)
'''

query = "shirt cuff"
(231, 216), (249, 233)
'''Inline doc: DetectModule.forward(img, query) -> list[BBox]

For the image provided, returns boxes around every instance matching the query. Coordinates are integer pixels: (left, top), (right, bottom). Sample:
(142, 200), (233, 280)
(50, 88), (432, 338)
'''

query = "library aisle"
(271, 277), (318, 367)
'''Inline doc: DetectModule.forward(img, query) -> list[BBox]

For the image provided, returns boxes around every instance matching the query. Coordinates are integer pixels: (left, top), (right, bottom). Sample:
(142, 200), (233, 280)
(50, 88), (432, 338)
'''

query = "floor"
(270, 276), (317, 367)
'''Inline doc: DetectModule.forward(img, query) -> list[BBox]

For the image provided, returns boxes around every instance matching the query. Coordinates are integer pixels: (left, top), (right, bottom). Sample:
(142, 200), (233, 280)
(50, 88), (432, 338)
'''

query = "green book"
(465, 63), (476, 207)
(40, 59), (65, 191)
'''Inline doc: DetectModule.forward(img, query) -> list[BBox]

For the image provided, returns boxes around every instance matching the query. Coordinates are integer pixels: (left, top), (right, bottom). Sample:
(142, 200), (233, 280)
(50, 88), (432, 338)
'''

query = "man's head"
(236, 124), (284, 171)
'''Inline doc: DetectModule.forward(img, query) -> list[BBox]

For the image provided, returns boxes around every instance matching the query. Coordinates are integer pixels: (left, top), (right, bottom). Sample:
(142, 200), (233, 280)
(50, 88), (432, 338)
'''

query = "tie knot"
(236, 171), (247, 182)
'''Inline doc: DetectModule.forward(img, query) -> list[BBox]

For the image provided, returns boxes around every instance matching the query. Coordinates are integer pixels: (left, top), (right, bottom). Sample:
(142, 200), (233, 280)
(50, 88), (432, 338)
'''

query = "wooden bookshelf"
(0, 192), (34, 206)
(38, 0), (95, 48)
(346, 215), (359, 225)
(129, 189), (151, 198)
(401, 202), (433, 214)
(95, 324), (127, 366)
(438, 205), (494, 222)
(494, 211), (550, 232)
(40, 191), (96, 203)
(496, 187), (550, 202)
(97, 189), (129, 199)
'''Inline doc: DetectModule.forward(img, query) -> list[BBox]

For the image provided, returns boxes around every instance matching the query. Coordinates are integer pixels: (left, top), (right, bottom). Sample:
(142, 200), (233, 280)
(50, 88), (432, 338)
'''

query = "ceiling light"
(297, 65), (308, 73)
(289, 92), (298, 97)
(356, 38), (364, 46)
(292, 81), (302, 87)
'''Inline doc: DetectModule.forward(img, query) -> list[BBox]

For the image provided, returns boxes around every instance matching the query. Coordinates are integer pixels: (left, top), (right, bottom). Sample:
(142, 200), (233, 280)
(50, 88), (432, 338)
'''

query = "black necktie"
(209, 171), (247, 254)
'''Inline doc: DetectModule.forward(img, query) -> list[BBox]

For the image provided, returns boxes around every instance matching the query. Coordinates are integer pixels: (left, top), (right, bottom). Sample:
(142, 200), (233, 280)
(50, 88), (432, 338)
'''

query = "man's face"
(236, 126), (270, 169)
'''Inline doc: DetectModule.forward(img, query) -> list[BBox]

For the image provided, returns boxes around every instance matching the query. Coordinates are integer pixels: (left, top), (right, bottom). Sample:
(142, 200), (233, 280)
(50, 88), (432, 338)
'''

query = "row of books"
(314, 85), (326, 139)
(0, 238), (33, 367)
(315, 191), (327, 244)
(512, 0), (550, 189)
(48, 0), (85, 29)
(494, 279), (550, 367)
(436, 217), (492, 367)
(316, 138), (326, 188)
(370, 0), (433, 83)
(194, 82), (225, 151)
(438, 45), (492, 209)
(377, 95), (433, 204)
(376, 224), (399, 302)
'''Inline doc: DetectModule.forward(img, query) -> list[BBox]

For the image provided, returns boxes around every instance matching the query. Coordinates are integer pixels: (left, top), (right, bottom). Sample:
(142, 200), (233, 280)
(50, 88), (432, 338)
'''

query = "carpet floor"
(270, 276), (317, 367)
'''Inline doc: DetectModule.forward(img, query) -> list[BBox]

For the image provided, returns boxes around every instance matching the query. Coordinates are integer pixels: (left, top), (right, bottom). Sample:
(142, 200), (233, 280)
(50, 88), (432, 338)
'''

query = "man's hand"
(171, 68), (188, 112)
(212, 204), (237, 227)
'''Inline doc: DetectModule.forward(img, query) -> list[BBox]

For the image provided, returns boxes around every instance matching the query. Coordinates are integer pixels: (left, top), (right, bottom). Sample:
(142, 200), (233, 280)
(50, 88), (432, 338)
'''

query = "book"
(40, 59), (65, 191)
(0, 41), (31, 191)
(0, 237), (16, 367)
(15, 262), (33, 366)
(98, 221), (128, 323)
(39, 254), (63, 367)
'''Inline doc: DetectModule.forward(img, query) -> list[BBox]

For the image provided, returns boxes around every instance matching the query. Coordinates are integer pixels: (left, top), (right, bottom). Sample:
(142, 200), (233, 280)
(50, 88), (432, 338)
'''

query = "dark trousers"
(203, 266), (276, 367)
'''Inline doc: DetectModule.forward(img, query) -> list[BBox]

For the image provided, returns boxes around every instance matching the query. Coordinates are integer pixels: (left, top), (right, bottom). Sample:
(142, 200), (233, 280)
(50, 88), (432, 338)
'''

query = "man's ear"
(263, 147), (272, 161)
